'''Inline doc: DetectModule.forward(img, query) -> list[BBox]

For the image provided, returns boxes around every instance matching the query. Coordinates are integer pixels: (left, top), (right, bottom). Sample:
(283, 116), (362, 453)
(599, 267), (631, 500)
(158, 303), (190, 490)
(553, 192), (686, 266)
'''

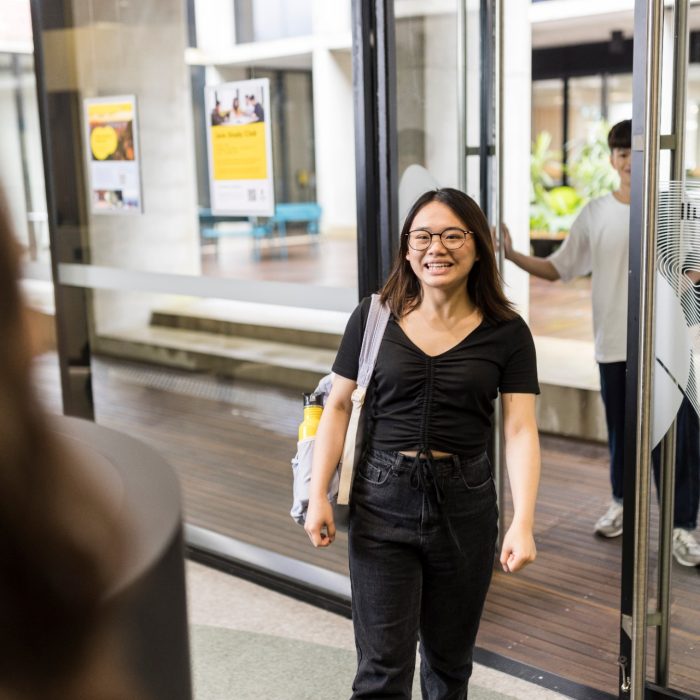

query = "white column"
(194, 0), (236, 51)
(423, 13), (459, 189)
(502, 0), (531, 318)
(311, 1), (356, 235)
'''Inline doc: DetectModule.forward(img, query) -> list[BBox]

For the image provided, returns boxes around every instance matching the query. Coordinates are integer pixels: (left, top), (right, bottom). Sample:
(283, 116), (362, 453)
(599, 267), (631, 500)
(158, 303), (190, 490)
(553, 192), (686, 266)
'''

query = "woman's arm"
(304, 374), (356, 547)
(499, 392), (541, 572)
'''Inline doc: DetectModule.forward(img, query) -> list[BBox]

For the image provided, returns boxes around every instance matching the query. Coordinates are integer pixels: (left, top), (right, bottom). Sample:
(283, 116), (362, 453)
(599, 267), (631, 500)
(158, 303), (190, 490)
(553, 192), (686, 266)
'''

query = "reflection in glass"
(395, 2), (459, 193)
(0, 53), (49, 268)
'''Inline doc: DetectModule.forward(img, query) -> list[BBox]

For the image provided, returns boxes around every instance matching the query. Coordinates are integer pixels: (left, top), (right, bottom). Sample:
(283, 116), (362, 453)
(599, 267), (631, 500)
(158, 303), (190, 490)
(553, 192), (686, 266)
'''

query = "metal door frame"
(621, 1), (698, 698)
(352, 0), (399, 297)
(465, 0), (506, 548)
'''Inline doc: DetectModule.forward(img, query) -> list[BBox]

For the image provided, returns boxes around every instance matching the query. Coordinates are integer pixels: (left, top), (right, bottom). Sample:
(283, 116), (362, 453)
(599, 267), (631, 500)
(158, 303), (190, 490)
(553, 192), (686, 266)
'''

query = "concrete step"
(534, 337), (605, 443)
(150, 310), (343, 351)
(149, 298), (347, 350)
(94, 325), (334, 392)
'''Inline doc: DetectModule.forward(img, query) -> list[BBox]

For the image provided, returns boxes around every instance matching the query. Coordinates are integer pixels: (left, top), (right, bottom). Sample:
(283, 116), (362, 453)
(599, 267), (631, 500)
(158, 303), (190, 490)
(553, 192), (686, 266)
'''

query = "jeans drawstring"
(409, 448), (445, 519)
(409, 450), (470, 558)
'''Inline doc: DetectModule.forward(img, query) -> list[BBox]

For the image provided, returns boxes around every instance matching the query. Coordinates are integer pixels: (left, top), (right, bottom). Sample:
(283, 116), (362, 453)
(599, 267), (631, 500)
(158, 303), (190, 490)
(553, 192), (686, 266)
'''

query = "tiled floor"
(186, 561), (574, 700)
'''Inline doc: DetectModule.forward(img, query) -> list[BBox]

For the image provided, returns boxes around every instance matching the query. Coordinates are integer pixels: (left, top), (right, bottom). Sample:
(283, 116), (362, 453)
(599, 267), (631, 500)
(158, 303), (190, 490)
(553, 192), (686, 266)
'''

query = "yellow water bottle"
(299, 392), (323, 440)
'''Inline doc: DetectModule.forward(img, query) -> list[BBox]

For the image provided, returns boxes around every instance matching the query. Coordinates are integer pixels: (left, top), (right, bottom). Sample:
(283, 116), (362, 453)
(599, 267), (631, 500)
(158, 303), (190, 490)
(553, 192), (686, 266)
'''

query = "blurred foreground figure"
(0, 197), (141, 700)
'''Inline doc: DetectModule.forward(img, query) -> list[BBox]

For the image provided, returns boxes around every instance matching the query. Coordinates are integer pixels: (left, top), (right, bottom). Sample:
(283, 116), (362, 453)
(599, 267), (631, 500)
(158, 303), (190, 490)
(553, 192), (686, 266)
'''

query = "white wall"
(311, 0), (356, 234)
(502, 0), (531, 318)
(311, 46), (357, 233)
(195, 0), (235, 52)
(312, 0), (351, 36)
(423, 13), (459, 189)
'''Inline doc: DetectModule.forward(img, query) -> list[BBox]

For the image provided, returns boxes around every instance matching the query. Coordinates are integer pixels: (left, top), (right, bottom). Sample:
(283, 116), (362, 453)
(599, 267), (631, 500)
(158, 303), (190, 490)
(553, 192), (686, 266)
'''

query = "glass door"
(621, 1), (700, 697)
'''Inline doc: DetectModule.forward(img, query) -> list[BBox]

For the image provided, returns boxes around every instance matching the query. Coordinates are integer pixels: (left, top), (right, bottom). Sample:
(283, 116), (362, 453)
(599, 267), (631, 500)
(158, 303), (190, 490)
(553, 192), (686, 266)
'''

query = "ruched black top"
(332, 297), (540, 457)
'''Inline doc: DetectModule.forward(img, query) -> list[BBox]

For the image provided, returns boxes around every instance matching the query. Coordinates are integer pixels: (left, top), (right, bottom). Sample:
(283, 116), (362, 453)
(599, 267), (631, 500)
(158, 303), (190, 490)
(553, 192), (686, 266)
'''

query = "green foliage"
(567, 121), (620, 200)
(530, 186), (582, 233)
(530, 122), (619, 234)
(530, 131), (561, 189)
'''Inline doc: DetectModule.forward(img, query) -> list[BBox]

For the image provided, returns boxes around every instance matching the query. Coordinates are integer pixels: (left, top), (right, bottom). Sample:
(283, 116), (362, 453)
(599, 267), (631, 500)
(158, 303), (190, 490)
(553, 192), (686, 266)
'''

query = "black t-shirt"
(332, 297), (540, 457)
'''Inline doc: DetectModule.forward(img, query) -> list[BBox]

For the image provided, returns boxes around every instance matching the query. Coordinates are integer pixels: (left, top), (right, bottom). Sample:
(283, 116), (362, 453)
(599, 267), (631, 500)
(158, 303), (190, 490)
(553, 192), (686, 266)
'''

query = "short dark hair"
(608, 119), (631, 150)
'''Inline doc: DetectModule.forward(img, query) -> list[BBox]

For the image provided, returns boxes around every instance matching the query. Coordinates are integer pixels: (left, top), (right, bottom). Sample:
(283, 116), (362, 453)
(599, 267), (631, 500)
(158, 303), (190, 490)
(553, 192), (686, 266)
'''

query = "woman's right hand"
(304, 496), (336, 547)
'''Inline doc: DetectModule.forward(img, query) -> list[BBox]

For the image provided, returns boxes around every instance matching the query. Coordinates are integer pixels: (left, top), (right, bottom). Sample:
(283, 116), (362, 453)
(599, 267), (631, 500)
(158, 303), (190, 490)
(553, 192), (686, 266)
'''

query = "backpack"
(290, 295), (390, 529)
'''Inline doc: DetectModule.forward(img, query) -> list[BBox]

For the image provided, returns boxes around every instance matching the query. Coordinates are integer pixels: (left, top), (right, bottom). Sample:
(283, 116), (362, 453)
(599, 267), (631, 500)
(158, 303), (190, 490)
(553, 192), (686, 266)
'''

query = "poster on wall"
(83, 95), (142, 214)
(205, 78), (274, 216)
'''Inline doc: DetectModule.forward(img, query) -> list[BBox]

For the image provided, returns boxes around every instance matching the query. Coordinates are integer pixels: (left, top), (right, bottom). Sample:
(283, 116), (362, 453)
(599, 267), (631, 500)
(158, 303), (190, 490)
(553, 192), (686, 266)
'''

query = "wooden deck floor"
(34, 354), (699, 697)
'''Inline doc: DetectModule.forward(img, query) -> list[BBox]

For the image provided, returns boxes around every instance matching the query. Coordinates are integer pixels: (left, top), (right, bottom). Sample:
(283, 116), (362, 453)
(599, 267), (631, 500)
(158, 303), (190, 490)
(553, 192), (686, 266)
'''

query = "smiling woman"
(383, 188), (515, 321)
(304, 188), (542, 699)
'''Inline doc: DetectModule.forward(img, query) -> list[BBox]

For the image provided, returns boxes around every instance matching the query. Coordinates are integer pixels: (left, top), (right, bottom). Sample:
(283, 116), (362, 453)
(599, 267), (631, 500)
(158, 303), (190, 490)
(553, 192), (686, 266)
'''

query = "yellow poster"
(205, 78), (274, 215)
(212, 122), (267, 180)
(83, 95), (142, 213)
(87, 101), (135, 162)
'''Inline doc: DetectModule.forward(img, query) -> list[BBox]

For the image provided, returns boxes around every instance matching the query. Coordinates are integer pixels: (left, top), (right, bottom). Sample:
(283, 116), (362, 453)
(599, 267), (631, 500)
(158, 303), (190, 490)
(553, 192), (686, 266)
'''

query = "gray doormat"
(191, 624), (523, 700)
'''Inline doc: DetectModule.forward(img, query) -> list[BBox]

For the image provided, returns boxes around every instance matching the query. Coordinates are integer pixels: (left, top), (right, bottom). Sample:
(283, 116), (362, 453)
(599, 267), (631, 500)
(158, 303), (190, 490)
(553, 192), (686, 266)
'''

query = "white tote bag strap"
(337, 294), (390, 504)
(337, 388), (364, 504)
(356, 294), (391, 389)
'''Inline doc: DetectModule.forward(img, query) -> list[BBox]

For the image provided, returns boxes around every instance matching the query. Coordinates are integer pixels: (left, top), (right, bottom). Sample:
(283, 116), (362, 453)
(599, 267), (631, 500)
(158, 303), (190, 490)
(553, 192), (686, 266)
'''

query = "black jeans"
(599, 361), (699, 529)
(348, 449), (498, 699)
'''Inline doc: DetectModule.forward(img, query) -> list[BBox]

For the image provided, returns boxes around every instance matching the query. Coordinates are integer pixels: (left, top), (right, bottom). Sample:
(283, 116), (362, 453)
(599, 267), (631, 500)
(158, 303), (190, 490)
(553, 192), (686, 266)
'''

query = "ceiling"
(531, 2), (700, 49)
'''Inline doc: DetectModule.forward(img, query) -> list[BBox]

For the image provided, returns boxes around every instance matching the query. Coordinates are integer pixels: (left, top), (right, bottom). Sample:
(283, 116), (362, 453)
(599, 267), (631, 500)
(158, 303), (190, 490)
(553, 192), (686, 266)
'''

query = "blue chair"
(198, 207), (271, 260)
(271, 202), (322, 259)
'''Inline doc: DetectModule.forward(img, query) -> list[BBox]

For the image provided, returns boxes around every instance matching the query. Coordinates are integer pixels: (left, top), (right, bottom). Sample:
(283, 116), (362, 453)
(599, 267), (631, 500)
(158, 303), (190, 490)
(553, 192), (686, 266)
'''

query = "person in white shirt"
(498, 120), (700, 567)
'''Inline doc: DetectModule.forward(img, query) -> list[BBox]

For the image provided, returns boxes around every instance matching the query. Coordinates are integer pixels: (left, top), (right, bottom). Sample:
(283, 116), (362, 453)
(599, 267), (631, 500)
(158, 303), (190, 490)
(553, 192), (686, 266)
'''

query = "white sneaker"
(672, 528), (700, 567)
(595, 501), (624, 538)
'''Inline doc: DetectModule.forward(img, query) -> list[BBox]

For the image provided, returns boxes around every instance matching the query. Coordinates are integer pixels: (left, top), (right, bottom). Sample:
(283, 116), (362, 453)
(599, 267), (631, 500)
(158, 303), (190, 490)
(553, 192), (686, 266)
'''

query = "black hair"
(379, 188), (516, 322)
(608, 119), (631, 150)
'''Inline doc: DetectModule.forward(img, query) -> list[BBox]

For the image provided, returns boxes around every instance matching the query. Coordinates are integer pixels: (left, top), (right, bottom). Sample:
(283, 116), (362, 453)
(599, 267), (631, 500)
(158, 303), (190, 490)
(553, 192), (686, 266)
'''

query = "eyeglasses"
(406, 227), (472, 251)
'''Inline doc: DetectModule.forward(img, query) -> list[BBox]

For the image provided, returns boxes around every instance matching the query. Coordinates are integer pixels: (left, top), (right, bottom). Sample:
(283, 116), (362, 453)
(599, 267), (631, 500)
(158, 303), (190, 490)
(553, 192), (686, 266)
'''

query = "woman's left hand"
(499, 522), (536, 573)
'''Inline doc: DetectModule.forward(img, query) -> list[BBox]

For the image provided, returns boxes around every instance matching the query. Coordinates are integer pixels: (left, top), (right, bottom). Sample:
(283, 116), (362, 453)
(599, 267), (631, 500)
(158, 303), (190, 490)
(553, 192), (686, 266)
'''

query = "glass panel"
(567, 75), (603, 169)
(658, 122), (700, 692)
(532, 78), (564, 186)
(0, 54), (26, 241)
(85, 288), (349, 574)
(606, 73), (633, 126)
(193, 47), (357, 294)
(31, 0), (358, 311)
(395, 0), (459, 218)
(235, 0), (313, 44)
(28, 0), (359, 593)
(530, 74), (634, 345)
(685, 64), (700, 181)
(464, 0), (481, 204)
(0, 52), (49, 272)
(200, 6), (356, 300)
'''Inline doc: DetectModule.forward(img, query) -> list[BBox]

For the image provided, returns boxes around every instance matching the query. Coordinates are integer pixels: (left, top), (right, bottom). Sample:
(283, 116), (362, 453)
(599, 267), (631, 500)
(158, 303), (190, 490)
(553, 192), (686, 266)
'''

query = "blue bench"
(199, 203), (322, 260)
(199, 208), (269, 259)
(271, 202), (322, 238)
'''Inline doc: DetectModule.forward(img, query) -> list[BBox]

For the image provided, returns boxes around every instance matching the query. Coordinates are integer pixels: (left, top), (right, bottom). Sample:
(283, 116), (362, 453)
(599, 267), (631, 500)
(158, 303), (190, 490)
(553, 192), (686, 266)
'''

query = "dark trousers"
(598, 361), (700, 529)
(348, 449), (498, 699)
